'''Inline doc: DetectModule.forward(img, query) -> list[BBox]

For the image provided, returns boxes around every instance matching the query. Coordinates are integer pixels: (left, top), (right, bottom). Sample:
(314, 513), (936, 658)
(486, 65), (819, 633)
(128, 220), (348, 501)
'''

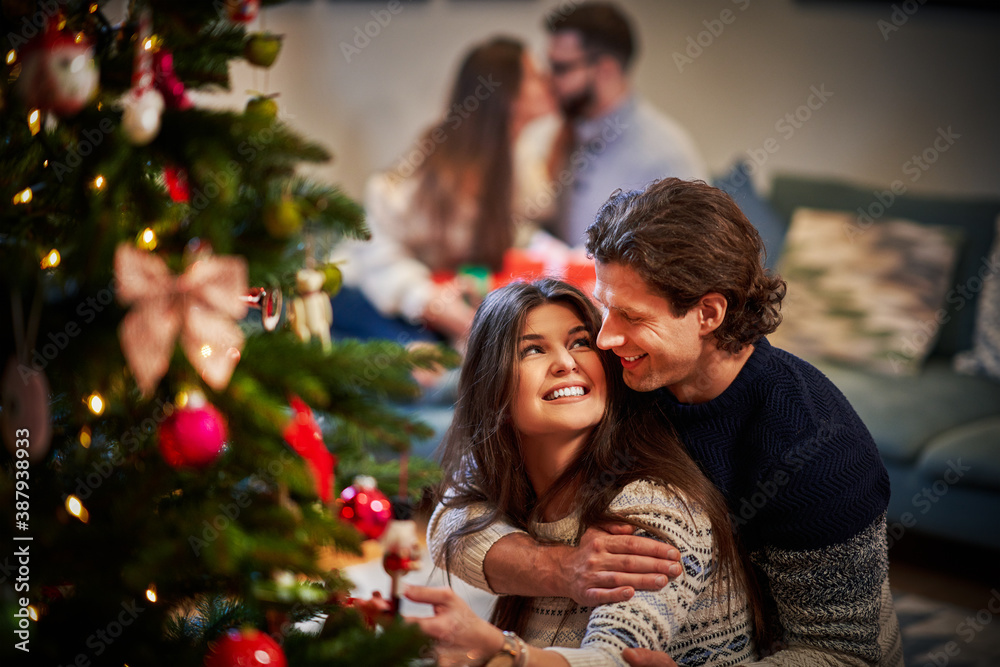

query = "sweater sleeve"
(349, 173), (435, 322)
(744, 513), (903, 667)
(426, 498), (524, 594)
(547, 481), (750, 667)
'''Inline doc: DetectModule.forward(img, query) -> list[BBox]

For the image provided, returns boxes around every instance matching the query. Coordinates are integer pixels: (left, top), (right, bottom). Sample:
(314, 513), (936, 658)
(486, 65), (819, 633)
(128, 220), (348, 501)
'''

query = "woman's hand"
(404, 585), (505, 667)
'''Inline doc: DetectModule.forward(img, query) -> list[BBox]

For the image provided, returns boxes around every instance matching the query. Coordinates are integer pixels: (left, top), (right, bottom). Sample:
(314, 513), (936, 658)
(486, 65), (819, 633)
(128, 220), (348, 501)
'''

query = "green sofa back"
(768, 174), (1000, 357)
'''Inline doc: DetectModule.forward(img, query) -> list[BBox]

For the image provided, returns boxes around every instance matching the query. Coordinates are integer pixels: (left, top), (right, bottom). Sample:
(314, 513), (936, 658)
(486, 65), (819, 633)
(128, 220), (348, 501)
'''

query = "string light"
(79, 426), (92, 448)
(66, 495), (90, 523)
(89, 2), (98, 13)
(137, 227), (157, 250)
(13, 187), (32, 205)
(28, 108), (41, 135)
(86, 392), (105, 415)
(145, 586), (157, 603)
(143, 37), (154, 51)
(5, 49), (15, 65)
(27, 606), (39, 621)
(175, 391), (189, 408)
(41, 249), (61, 269)
(93, 175), (105, 190)
(74, 32), (85, 45)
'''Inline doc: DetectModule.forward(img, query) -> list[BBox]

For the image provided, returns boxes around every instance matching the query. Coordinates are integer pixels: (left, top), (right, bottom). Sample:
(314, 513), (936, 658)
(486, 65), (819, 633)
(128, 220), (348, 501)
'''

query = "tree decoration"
(204, 628), (287, 667)
(224, 0), (262, 24)
(289, 268), (333, 352)
(282, 396), (336, 503)
(245, 93), (279, 120)
(338, 476), (391, 540)
(17, 17), (99, 117)
(163, 165), (191, 202)
(345, 592), (393, 630)
(245, 33), (283, 68)
(121, 9), (164, 146)
(114, 243), (248, 397)
(153, 49), (191, 110)
(381, 515), (423, 614)
(158, 391), (227, 469)
(241, 286), (283, 332)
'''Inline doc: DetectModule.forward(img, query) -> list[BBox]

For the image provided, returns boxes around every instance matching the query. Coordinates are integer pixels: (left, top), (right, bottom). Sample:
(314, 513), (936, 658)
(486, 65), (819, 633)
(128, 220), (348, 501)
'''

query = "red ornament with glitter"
(338, 475), (391, 540)
(158, 393), (227, 469)
(204, 628), (287, 667)
(164, 166), (190, 202)
(224, 0), (261, 24)
(282, 396), (336, 503)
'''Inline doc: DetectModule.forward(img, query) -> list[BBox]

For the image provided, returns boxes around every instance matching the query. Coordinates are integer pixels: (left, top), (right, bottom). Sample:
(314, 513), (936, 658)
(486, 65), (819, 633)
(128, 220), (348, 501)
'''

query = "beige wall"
(202, 0), (1000, 200)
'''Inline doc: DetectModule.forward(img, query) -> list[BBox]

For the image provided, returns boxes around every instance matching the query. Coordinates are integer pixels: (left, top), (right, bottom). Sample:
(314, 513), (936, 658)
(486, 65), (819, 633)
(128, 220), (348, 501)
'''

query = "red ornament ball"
(158, 400), (227, 469)
(205, 628), (286, 667)
(339, 476), (391, 540)
(225, 0), (261, 24)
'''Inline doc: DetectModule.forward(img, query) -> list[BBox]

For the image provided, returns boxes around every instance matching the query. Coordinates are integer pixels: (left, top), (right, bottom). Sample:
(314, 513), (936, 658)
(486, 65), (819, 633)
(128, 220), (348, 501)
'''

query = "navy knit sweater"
(658, 338), (891, 552)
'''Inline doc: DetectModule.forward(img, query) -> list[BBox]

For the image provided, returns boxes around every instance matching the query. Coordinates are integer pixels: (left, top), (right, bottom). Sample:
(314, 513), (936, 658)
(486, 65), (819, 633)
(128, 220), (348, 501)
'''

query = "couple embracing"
(407, 178), (904, 667)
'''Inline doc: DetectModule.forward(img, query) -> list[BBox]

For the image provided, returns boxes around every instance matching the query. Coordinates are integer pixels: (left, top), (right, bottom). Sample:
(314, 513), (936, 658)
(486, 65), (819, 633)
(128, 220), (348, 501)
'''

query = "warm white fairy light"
(138, 227), (158, 250)
(86, 392), (105, 415)
(66, 495), (90, 523)
(93, 175), (106, 190)
(5, 50), (15, 65)
(13, 187), (32, 205)
(41, 249), (61, 269)
(145, 586), (157, 603)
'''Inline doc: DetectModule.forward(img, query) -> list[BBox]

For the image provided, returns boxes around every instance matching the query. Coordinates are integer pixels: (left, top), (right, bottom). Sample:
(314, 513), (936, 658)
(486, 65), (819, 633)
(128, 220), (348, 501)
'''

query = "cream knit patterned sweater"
(429, 480), (756, 666)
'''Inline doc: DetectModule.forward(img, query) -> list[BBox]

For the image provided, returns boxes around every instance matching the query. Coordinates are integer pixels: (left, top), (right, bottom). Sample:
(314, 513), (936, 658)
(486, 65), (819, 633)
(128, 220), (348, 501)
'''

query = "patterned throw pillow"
(954, 216), (1000, 381)
(770, 208), (962, 376)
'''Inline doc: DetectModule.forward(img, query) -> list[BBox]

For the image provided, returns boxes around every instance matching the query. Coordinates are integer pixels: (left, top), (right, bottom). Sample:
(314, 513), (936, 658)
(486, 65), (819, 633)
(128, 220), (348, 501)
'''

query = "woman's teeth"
(545, 386), (586, 400)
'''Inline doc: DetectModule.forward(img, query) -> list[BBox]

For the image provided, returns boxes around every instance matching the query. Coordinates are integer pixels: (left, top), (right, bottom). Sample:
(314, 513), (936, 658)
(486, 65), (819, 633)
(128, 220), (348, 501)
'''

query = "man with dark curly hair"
(429, 178), (904, 666)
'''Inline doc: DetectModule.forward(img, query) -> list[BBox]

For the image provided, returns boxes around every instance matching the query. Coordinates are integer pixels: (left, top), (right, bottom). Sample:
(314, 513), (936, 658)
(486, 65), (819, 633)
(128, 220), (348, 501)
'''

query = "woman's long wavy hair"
(436, 279), (766, 645)
(398, 37), (523, 272)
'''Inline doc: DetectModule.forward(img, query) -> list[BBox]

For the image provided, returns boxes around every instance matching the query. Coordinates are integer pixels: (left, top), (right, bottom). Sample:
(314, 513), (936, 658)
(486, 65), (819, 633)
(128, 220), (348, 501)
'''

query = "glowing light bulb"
(175, 391), (189, 409)
(138, 227), (157, 250)
(13, 187), (32, 205)
(28, 606), (39, 621)
(66, 495), (90, 523)
(41, 249), (61, 269)
(144, 37), (154, 51)
(145, 586), (157, 603)
(89, 2), (98, 13)
(93, 175), (105, 190)
(6, 50), (15, 65)
(79, 426), (92, 448)
(86, 392), (104, 415)
(74, 32), (85, 45)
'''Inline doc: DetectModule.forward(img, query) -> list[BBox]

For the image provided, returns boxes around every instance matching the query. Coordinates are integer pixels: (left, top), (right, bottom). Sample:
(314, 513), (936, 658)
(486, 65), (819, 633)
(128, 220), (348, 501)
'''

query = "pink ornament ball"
(158, 402), (227, 469)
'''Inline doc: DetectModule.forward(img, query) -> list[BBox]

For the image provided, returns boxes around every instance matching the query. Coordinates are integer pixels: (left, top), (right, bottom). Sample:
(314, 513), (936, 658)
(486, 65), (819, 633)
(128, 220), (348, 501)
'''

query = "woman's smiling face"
(511, 302), (607, 442)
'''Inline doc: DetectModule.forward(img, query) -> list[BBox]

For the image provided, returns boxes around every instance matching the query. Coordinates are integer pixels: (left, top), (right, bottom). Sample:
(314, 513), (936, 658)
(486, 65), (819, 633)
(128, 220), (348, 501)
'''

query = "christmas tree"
(0, 1), (445, 664)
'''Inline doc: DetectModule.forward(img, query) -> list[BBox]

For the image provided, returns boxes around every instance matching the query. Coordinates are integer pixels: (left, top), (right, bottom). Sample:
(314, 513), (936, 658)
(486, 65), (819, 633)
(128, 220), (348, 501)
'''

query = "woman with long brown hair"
(333, 37), (556, 347)
(406, 279), (764, 666)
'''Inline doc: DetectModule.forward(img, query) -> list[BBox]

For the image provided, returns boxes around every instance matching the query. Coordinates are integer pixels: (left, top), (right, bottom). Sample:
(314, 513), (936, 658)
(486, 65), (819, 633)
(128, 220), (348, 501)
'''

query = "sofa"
(716, 164), (1000, 552)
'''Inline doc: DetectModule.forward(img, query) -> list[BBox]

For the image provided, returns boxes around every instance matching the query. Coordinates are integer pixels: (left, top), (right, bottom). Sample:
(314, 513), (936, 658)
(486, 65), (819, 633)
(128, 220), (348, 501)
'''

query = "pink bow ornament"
(114, 243), (248, 397)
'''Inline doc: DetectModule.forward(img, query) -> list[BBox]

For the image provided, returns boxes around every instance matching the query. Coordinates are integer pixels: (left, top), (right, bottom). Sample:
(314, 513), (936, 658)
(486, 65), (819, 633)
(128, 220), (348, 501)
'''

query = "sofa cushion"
(954, 216), (1000, 382)
(713, 160), (786, 269)
(812, 357), (1000, 465)
(918, 417), (1000, 493)
(771, 208), (961, 376)
(769, 174), (1000, 357)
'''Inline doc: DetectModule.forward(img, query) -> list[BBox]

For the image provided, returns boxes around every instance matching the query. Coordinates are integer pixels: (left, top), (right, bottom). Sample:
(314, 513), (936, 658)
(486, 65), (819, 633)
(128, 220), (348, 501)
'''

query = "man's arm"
(427, 500), (682, 606)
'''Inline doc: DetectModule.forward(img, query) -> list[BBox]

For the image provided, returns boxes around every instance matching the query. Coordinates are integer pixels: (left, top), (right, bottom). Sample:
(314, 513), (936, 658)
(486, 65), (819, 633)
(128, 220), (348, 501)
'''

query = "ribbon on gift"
(114, 243), (248, 397)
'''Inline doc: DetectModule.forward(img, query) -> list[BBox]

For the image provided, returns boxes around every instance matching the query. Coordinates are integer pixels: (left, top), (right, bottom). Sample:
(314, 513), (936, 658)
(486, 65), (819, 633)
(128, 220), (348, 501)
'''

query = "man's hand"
(622, 648), (679, 667)
(558, 524), (682, 606)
